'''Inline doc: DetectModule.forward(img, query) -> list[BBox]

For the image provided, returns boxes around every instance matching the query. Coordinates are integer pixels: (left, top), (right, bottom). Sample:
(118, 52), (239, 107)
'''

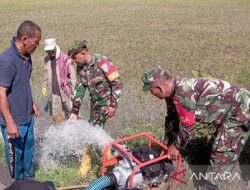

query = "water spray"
(37, 120), (113, 171)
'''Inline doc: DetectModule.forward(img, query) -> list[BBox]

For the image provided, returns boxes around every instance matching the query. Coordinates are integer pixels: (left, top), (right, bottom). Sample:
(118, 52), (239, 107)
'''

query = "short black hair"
(163, 71), (171, 79)
(68, 40), (88, 58)
(16, 20), (41, 39)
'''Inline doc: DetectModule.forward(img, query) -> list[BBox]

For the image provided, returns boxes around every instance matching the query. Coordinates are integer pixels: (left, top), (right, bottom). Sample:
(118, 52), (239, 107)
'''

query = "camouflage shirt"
(71, 53), (123, 115)
(165, 77), (250, 146)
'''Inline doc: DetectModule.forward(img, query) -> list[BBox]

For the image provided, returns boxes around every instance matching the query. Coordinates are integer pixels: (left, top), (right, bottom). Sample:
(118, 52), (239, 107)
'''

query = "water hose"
(85, 175), (113, 190)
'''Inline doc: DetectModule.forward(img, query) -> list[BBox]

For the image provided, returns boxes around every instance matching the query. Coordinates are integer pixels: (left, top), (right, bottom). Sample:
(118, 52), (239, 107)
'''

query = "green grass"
(35, 164), (85, 187)
(226, 63), (250, 90)
(119, 118), (165, 148)
(0, 140), (6, 166)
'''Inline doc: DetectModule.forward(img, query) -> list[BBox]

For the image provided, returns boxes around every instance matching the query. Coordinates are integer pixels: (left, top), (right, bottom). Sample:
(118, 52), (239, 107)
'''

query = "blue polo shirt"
(0, 38), (33, 125)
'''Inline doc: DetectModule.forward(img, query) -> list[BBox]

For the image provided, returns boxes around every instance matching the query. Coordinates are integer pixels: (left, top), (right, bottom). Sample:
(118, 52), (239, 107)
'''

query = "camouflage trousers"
(89, 105), (108, 127)
(208, 119), (250, 186)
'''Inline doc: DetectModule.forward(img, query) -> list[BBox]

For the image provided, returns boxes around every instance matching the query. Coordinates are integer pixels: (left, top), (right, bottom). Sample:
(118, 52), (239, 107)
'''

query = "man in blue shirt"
(0, 20), (41, 180)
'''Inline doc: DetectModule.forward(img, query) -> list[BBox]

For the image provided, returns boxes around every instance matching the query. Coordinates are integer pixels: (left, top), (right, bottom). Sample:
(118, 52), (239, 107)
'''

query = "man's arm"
(106, 76), (123, 118)
(32, 101), (40, 117)
(0, 86), (19, 138)
(70, 73), (86, 119)
(164, 97), (180, 146)
(98, 59), (123, 118)
(108, 77), (123, 108)
(163, 97), (195, 159)
(69, 60), (77, 97)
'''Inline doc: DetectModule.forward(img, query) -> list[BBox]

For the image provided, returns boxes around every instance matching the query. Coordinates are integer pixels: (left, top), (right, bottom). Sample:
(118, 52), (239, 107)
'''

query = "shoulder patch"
(107, 71), (120, 81)
(101, 63), (109, 73)
(173, 96), (195, 127)
(98, 58), (120, 81)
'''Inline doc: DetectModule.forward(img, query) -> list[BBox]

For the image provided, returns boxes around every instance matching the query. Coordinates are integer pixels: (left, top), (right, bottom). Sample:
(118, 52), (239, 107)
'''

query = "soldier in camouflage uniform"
(68, 40), (123, 127)
(142, 66), (250, 188)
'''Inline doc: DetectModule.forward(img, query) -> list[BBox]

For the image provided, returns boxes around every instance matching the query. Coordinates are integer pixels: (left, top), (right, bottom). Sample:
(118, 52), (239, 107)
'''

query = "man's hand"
(167, 144), (179, 160)
(7, 121), (19, 139)
(0, 86), (20, 138)
(42, 87), (48, 96)
(69, 113), (78, 120)
(33, 102), (40, 117)
(105, 106), (117, 118)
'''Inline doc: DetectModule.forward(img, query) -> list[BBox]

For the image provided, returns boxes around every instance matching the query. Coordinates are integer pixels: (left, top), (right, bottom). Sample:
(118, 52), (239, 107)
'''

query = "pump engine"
(107, 146), (174, 189)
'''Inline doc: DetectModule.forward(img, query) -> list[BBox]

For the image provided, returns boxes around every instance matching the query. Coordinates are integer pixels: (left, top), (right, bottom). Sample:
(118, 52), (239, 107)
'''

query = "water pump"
(85, 132), (184, 190)
(107, 146), (174, 189)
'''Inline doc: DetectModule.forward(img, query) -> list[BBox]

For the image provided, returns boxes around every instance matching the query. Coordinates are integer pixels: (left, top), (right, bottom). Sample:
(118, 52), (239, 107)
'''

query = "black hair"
(78, 40), (88, 51)
(16, 20), (41, 39)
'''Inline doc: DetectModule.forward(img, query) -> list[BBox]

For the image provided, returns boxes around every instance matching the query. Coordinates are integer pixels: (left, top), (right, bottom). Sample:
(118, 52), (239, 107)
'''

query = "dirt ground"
(0, 165), (12, 188)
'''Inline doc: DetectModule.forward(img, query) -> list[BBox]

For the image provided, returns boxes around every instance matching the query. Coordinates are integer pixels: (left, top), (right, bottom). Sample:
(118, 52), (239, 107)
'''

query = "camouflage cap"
(141, 66), (169, 92)
(68, 40), (88, 58)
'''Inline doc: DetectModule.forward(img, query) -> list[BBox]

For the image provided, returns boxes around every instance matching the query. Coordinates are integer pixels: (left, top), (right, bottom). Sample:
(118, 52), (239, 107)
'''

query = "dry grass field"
(1, 1), (250, 125)
(0, 0), (250, 188)
(1, 0), (250, 120)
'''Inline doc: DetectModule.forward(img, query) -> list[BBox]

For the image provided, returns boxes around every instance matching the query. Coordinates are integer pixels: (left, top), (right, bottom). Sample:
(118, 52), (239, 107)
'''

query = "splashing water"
(37, 120), (114, 171)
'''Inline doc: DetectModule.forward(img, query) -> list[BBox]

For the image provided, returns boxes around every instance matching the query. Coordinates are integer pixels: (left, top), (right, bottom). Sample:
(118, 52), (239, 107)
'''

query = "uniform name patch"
(107, 71), (120, 81)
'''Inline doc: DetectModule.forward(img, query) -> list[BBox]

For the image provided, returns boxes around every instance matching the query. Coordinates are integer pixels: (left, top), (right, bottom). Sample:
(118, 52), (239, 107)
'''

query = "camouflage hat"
(68, 40), (88, 58)
(141, 66), (169, 92)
